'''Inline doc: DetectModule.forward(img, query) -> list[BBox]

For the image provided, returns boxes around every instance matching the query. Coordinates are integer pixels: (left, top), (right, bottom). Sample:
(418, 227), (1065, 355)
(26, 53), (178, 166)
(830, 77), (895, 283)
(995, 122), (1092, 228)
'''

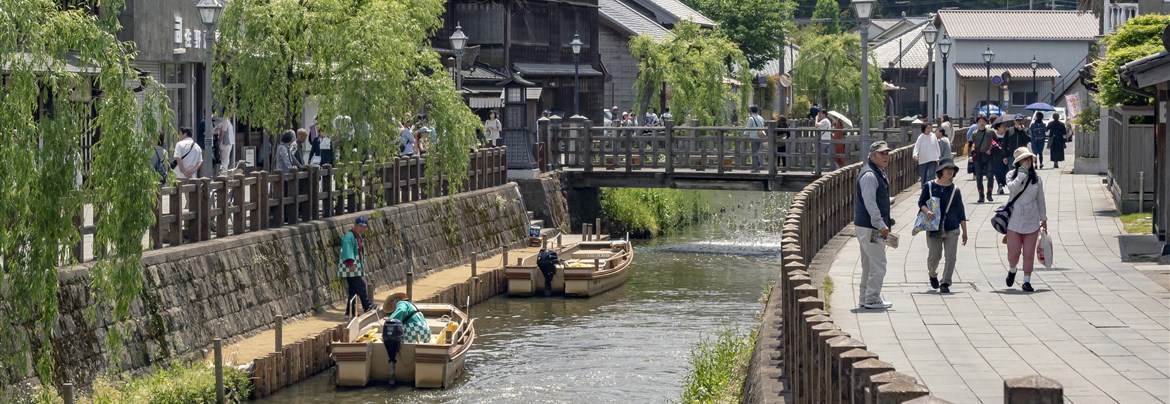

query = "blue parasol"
(1025, 102), (1056, 111)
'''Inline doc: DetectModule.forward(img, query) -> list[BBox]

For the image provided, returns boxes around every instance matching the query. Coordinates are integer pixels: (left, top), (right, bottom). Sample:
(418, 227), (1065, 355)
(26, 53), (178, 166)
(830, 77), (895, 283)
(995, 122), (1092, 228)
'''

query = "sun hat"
(1012, 147), (1035, 165)
(869, 140), (891, 154)
(936, 158), (959, 174)
(355, 216), (369, 227)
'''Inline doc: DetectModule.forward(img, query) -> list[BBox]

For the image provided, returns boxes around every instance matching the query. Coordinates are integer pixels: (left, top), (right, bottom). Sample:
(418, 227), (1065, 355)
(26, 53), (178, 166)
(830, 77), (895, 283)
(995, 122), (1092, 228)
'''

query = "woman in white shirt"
(1003, 147), (1047, 293)
(484, 111), (502, 147)
(912, 122), (941, 186)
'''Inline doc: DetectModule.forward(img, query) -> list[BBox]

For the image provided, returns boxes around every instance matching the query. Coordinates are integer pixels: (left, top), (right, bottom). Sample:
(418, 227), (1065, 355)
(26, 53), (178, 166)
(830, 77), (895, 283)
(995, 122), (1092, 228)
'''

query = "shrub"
(84, 362), (252, 404)
(680, 327), (757, 404)
(600, 188), (710, 237)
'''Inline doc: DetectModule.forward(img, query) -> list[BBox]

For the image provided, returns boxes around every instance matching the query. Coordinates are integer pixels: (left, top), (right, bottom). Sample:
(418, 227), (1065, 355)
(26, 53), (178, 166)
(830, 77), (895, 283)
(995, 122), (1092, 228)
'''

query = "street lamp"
(983, 45), (994, 117)
(570, 33), (583, 118)
(1029, 55), (1039, 105)
(852, 0), (873, 162)
(939, 35), (951, 116)
(450, 23), (468, 91)
(196, 0), (224, 178)
(923, 24), (938, 121)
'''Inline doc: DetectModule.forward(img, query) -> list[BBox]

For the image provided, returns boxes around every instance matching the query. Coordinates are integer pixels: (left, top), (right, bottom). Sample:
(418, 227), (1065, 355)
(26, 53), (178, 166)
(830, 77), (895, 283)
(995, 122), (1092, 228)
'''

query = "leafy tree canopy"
(1093, 14), (1170, 107)
(217, 0), (481, 195)
(630, 21), (752, 125)
(1, 0), (170, 390)
(791, 32), (884, 120)
(812, 0), (842, 35)
(685, 0), (797, 70)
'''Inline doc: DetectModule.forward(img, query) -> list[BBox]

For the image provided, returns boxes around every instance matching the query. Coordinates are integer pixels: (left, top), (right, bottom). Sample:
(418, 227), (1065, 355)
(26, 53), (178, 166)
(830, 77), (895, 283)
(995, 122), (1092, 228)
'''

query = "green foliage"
(811, 0), (841, 35)
(1120, 212), (1153, 235)
(600, 189), (709, 237)
(85, 362), (253, 403)
(680, 327), (757, 404)
(792, 32), (885, 119)
(0, 0), (168, 388)
(1093, 14), (1170, 106)
(687, 0), (797, 69)
(630, 21), (752, 125)
(217, 0), (481, 196)
(1073, 96), (1099, 133)
(822, 276), (834, 311)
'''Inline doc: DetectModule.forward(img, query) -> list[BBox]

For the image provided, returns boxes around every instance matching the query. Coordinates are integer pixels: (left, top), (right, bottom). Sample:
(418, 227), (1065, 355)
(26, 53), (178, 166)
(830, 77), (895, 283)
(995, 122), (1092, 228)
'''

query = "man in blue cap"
(339, 216), (372, 318)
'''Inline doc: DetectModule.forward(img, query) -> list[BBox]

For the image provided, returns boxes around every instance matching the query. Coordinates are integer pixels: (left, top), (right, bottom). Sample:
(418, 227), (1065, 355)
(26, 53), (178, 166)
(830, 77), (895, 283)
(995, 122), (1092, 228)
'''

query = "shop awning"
(514, 63), (603, 77)
(952, 63), (1061, 79)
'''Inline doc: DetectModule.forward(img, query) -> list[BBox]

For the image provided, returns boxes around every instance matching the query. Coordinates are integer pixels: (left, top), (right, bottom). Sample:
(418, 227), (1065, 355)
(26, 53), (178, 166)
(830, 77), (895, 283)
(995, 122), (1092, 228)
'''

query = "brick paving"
(826, 163), (1170, 403)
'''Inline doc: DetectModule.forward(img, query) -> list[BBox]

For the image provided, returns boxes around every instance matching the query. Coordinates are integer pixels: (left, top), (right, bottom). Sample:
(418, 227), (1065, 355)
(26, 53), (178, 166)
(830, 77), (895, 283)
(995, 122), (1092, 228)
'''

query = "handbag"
(929, 184), (959, 238)
(1036, 229), (1054, 268)
(912, 183), (942, 236)
(990, 174), (1032, 234)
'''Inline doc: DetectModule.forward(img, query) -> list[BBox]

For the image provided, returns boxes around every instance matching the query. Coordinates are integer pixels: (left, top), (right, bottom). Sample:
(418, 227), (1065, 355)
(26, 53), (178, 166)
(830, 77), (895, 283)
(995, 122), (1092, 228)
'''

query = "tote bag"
(1036, 229), (1054, 269)
(912, 183), (941, 236)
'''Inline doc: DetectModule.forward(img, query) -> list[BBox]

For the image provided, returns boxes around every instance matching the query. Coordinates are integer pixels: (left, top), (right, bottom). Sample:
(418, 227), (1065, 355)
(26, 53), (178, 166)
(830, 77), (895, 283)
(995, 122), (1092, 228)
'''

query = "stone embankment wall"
(515, 171), (571, 232)
(7, 184), (529, 389)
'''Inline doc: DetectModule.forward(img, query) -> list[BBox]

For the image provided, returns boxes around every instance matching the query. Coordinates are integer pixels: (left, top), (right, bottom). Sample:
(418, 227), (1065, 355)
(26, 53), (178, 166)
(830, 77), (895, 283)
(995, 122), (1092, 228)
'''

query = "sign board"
(991, 75), (1003, 86)
(1066, 94), (1081, 121)
(576, 252), (612, 259)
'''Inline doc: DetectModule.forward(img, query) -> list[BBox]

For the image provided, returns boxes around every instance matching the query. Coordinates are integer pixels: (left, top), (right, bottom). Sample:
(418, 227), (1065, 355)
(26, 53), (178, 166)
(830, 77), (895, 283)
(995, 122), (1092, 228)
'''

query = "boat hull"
(331, 303), (473, 389)
(506, 240), (633, 297)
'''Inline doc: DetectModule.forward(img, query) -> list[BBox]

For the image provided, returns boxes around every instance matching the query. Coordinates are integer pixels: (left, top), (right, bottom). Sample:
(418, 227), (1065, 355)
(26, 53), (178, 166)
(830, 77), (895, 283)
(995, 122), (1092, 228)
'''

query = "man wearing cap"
(339, 216), (373, 318)
(855, 141), (894, 309)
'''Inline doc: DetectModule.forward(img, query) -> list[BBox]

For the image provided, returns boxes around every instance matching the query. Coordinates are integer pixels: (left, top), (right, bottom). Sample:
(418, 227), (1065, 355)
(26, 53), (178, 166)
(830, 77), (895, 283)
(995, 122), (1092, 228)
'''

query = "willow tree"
(791, 32), (884, 119)
(630, 21), (752, 125)
(0, 0), (170, 389)
(217, 0), (481, 195)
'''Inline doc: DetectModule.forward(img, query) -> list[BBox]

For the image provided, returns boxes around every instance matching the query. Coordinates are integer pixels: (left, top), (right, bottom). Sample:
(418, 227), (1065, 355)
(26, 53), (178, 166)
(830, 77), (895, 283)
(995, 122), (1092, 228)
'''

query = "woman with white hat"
(1004, 147), (1048, 292)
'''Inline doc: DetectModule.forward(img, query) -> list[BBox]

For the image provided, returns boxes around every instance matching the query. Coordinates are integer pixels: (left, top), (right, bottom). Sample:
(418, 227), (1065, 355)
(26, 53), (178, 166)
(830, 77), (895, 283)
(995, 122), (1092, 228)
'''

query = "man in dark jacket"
(969, 116), (996, 203)
(855, 141), (894, 310)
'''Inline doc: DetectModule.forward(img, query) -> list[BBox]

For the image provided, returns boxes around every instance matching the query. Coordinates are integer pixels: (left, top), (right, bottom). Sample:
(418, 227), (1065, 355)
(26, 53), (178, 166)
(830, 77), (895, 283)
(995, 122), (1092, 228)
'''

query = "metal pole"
(859, 19), (871, 163)
(275, 315), (283, 352)
(455, 50), (464, 91)
(63, 382), (74, 404)
(214, 338), (224, 404)
(926, 43), (934, 121)
(1032, 69), (1037, 104)
(1140, 171), (1145, 213)
(202, 31), (215, 178)
(986, 61), (991, 117)
(574, 53), (581, 117)
(942, 53), (949, 116)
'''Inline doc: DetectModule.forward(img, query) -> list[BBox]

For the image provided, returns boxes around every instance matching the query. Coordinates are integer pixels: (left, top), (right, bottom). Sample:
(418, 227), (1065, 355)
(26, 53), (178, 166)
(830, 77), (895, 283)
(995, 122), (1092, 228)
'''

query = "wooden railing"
(544, 117), (910, 176)
(71, 148), (508, 263)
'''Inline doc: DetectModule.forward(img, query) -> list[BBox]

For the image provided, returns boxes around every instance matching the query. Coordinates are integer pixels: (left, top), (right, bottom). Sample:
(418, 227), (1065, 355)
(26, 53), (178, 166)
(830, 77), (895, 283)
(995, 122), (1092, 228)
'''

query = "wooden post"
(275, 315), (283, 352)
(215, 176), (228, 238)
(308, 165), (321, 220)
(214, 338), (224, 404)
(557, 233), (563, 248)
(501, 244), (509, 268)
(470, 252), (478, 278)
(582, 118), (594, 172)
(198, 178), (212, 241)
(63, 382), (74, 404)
(767, 120), (778, 175)
(594, 258), (600, 271)
(664, 118), (675, 173)
(232, 173), (246, 234)
(169, 182), (182, 245)
(595, 218), (601, 237)
(717, 129), (726, 174)
(624, 128), (633, 172)
(406, 271), (414, 300)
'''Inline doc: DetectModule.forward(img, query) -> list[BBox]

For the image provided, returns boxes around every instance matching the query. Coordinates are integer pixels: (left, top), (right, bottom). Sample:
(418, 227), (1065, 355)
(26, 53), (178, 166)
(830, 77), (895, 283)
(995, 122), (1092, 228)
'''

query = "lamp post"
(923, 24), (937, 121)
(196, 0), (224, 178)
(939, 35), (951, 116)
(571, 33), (583, 118)
(853, 0), (873, 161)
(983, 45), (994, 116)
(450, 23), (468, 91)
(1029, 55), (1038, 105)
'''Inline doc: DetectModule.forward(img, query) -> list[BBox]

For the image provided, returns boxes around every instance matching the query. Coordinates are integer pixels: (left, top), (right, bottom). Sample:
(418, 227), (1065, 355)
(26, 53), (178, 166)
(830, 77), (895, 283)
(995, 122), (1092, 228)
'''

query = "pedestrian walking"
(218, 115), (236, 173)
(969, 116), (996, 202)
(340, 216), (373, 317)
(484, 111), (502, 147)
(1047, 113), (1068, 168)
(295, 128), (312, 166)
(1003, 148), (1048, 292)
(173, 127), (203, 180)
(1029, 112), (1047, 169)
(309, 128), (334, 165)
(935, 124), (952, 160)
(150, 132), (169, 186)
(744, 105), (765, 171)
(832, 118), (847, 168)
(913, 121), (941, 185)
(939, 114), (954, 148)
(965, 112), (985, 159)
(989, 116), (1010, 195)
(918, 159), (968, 294)
(816, 110), (832, 164)
(856, 141), (894, 309)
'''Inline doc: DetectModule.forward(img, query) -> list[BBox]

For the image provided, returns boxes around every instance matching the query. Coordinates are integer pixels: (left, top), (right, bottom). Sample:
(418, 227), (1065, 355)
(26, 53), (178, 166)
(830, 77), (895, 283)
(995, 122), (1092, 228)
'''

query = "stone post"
(1004, 375), (1063, 403)
(823, 336), (866, 403)
(835, 349), (878, 403)
(902, 395), (954, 404)
(875, 380), (930, 403)
(868, 371), (919, 404)
(849, 358), (895, 404)
(815, 329), (851, 402)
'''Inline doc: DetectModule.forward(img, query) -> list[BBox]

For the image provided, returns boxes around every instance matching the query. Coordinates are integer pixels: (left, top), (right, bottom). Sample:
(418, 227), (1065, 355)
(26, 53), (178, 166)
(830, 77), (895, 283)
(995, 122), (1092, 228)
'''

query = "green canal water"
(259, 191), (791, 403)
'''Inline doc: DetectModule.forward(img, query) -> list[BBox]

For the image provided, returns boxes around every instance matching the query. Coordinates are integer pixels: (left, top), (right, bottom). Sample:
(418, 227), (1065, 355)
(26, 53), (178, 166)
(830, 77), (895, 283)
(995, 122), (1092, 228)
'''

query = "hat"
(936, 158), (959, 174)
(869, 140), (891, 154)
(355, 216), (369, 227)
(1014, 113), (1025, 121)
(1012, 147), (1035, 165)
(991, 114), (1013, 127)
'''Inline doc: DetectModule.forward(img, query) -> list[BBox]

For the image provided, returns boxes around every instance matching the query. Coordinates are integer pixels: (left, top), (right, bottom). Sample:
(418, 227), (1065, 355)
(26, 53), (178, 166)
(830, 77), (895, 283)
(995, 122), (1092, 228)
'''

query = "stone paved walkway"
(827, 162), (1170, 403)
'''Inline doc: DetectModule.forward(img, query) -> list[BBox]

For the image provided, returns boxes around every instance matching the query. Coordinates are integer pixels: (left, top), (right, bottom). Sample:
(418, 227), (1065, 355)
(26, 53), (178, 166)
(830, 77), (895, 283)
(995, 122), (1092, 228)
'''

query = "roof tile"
(937, 10), (1098, 40)
(600, 0), (671, 41)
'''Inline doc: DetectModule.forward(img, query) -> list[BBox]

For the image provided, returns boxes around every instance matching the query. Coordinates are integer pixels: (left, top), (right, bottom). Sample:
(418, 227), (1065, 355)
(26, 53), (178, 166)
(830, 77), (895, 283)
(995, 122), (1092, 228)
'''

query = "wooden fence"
(72, 147), (508, 262)
(1107, 106), (1156, 213)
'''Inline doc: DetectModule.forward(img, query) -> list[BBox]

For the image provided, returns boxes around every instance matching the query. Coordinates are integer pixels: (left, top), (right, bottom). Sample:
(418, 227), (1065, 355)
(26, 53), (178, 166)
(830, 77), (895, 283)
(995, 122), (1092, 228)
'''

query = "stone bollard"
(867, 371), (919, 404)
(798, 315), (834, 402)
(901, 395), (954, 404)
(1004, 375), (1064, 404)
(874, 380), (929, 403)
(835, 349), (879, 404)
(823, 337), (866, 403)
(815, 330), (851, 402)
(849, 358), (894, 404)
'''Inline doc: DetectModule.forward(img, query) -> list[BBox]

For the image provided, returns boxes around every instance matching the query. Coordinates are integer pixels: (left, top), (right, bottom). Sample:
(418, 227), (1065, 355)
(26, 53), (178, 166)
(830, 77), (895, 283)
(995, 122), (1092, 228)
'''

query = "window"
(454, 3), (505, 45)
(1011, 91), (1038, 106)
(510, 4), (550, 46)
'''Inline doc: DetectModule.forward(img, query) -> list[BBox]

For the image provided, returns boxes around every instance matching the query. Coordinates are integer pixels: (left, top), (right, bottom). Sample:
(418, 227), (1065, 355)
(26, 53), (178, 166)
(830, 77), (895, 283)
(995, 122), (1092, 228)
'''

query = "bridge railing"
(72, 147), (508, 263)
(544, 117), (909, 175)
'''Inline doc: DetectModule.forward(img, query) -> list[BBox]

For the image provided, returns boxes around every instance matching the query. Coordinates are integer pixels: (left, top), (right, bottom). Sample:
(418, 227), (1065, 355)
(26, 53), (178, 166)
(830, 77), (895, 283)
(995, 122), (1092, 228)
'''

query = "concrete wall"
(600, 24), (639, 113)
(3, 184), (530, 388)
(515, 171), (572, 232)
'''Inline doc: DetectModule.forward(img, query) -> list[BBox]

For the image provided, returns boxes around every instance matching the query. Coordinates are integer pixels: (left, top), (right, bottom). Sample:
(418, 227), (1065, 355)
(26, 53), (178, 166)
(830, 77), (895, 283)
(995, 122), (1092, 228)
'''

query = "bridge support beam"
(567, 186), (601, 231)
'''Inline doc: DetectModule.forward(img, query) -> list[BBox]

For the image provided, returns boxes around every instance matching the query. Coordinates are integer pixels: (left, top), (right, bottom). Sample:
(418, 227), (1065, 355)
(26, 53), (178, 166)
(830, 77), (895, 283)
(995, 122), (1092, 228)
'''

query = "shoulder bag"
(991, 174), (1032, 234)
(912, 182), (942, 236)
(170, 143), (194, 169)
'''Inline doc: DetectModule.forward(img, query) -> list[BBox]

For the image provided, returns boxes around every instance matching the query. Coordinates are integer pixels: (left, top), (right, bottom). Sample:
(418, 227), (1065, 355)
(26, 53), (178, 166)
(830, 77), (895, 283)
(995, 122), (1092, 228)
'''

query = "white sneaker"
(862, 301), (893, 309)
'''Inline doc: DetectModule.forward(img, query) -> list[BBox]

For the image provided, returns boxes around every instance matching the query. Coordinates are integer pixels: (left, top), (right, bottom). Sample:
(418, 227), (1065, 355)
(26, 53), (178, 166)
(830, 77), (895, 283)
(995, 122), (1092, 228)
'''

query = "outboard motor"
(536, 249), (561, 296)
(382, 319), (405, 386)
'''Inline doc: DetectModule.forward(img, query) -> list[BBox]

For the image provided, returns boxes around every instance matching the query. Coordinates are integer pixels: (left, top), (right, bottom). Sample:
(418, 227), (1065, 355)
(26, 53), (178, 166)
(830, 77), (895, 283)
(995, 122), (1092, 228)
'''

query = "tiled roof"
(952, 63), (1062, 79)
(600, 0), (671, 41)
(873, 20), (930, 69)
(936, 10), (1098, 40)
(627, 0), (716, 27)
(1119, 51), (1170, 88)
(514, 63), (604, 77)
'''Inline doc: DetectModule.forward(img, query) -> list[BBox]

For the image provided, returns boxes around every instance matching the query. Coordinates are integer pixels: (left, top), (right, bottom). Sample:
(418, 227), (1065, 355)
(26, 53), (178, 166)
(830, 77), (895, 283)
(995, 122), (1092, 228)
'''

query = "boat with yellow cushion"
(330, 302), (474, 388)
(505, 239), (634, 297)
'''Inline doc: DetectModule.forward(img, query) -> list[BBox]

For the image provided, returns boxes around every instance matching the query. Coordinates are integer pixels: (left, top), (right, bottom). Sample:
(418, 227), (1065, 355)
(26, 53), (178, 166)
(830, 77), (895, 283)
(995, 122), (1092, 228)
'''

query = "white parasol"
(827, 111), (853, 128)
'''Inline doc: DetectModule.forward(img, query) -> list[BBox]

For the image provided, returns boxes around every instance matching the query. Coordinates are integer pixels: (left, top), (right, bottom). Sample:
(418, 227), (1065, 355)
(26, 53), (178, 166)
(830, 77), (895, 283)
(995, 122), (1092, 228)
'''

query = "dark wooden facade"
(435, 0), (606, 126)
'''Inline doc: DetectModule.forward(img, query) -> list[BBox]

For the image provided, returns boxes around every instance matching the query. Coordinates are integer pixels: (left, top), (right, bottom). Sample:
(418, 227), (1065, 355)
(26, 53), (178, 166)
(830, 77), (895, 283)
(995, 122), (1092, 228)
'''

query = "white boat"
(505, 239), (634, 297)
(330, 303), (474, 388)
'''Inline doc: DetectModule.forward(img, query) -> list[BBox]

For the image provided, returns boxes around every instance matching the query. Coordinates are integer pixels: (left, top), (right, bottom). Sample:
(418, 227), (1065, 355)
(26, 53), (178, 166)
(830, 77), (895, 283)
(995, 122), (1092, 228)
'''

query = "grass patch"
(680, 327), (757, 404)
(1121, 212), (1153, 235)
(822, 276), (834, 312)
(84, 361), (253, 403)
(600, 188), (709, 237)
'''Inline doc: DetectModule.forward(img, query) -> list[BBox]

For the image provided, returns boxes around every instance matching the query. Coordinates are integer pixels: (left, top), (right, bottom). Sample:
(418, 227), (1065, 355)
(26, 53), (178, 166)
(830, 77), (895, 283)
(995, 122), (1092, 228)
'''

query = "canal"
(260, 191), (791, 403)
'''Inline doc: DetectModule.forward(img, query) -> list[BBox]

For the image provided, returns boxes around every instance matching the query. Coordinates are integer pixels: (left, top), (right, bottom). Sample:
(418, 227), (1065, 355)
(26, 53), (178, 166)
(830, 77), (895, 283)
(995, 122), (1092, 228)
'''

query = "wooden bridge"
(539, 118), (912, 192)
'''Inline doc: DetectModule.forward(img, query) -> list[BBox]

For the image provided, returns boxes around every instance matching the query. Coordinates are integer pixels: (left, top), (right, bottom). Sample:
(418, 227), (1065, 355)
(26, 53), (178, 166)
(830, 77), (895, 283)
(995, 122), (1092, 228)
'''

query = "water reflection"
(260, 191), (789, 404)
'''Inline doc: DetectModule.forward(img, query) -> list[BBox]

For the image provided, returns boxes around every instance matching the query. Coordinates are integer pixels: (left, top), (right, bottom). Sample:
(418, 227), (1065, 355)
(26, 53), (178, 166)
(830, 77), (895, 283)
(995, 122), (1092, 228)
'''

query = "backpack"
(152, 148), (168, 183)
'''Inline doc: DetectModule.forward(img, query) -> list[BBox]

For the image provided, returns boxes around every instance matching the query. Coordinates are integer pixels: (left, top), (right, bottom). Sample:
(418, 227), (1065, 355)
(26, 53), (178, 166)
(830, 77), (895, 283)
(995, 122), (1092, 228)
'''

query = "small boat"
(330, 303), (475, 388)
(505, 239), (634, 297)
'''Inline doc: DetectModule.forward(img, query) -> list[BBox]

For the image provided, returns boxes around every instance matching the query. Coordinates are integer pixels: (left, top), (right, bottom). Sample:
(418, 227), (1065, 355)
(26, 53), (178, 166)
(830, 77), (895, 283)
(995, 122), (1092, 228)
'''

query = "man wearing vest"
(856, 141), (894, 309)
